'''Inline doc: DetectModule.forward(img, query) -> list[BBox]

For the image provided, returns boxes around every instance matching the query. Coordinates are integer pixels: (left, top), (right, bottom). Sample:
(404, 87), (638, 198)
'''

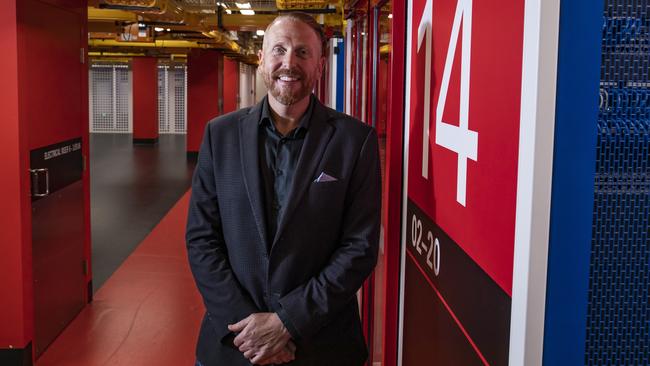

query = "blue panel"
(336, 38), (345, 112)
(585, 1), (650, 365)
(543, 0), (604, 365)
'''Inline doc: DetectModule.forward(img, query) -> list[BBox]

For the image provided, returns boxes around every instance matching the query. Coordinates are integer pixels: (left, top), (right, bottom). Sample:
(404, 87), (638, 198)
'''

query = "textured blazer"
(186, 95), (381, 366)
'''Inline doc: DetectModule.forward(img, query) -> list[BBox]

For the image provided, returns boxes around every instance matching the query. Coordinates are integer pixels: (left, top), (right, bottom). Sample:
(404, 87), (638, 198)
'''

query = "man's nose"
(281, 50), (298, 68)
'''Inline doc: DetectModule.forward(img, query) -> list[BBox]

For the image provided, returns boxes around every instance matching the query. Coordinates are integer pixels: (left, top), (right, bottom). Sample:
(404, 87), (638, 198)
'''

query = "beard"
(261, 66), (317, 106)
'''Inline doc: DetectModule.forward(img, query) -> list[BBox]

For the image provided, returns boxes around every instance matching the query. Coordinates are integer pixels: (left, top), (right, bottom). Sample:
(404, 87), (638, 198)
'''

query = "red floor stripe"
(406, 249), (491, 366)
(37, 191), (203, 366)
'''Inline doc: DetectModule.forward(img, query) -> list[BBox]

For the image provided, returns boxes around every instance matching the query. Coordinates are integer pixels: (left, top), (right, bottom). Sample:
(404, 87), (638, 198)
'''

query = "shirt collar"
(259, 94), (315, 133)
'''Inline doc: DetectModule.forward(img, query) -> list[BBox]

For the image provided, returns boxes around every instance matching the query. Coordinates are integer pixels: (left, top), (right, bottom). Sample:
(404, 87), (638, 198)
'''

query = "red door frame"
(380, 0), (405, 363)
(348, 0), (406, 364)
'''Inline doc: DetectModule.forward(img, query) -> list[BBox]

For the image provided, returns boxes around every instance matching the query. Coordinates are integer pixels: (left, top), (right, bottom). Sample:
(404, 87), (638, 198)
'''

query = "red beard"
(262, 67), (315, 105)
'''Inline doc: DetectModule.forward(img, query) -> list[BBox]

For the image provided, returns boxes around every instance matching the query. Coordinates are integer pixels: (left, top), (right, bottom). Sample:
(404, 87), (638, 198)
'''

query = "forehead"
(263, 18), (320, 50)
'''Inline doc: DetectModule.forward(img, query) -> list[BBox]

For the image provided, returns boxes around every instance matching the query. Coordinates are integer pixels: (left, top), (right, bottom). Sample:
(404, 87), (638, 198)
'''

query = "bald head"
(263, 12), (327, 57)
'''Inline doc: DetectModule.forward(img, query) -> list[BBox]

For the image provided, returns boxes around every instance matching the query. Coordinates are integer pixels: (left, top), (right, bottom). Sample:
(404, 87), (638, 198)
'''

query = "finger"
(228, 316), (250, 333)
(238, 340), (252, 353)
(250, 347), (272, 364)
(286, 340), (296, 353)
(233, 333), (245, 347)
(243, 349), (256, 359)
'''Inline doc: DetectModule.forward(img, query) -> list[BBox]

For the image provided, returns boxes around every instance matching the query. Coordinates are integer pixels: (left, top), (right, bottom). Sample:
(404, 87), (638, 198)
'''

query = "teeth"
(279, 76), (297, 81)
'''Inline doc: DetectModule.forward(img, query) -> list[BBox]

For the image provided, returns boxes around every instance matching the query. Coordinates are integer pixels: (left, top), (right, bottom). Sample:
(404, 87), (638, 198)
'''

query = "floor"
(36, 192), (202, 366)
(36, 132), (388, 366)
(90, 133), (195, 290)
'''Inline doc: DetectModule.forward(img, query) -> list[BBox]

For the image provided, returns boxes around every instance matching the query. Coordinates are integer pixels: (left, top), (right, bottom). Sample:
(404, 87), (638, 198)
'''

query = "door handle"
(30, 168), (50, 197)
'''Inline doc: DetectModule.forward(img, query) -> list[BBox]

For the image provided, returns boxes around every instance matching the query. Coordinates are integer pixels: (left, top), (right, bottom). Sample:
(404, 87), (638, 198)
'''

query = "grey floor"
(90, 134), (195, 292)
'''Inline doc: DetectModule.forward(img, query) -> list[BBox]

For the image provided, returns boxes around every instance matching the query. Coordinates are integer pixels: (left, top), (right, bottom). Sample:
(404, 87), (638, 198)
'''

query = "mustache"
(271, 68), (304, 79)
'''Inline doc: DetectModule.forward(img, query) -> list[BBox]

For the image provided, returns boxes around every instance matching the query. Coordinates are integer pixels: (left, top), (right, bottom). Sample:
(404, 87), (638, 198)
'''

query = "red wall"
(132, 57), (159, 141)
(187, 49), (221, 153)
(223, 57), (239, 114)
(0, 0), (32, 349)
(0, 0), (90, 353)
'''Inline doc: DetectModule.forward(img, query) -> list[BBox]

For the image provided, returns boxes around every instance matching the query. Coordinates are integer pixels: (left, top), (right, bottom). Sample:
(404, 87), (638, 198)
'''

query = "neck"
(268, 94), (311, 136)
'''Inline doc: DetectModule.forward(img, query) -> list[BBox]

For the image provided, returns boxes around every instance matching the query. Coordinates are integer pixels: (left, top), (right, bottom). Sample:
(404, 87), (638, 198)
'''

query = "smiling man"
(186, 12), (381, 366)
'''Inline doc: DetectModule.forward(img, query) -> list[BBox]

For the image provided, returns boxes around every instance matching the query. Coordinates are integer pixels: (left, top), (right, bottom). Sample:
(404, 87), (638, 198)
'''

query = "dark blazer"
(186, 95), (381, 366)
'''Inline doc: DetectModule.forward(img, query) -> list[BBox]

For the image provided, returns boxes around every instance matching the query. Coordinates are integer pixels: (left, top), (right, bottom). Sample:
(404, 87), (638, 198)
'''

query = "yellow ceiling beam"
(90, 39), (210, 48)
(88, 7), (138, 22)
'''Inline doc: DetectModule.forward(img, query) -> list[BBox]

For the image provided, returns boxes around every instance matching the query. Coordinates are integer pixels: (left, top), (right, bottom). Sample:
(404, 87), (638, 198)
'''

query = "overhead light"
(235, 2), (251, 9)
(256, 30), (265, 36)
(154, 27), (164, 32)
(138, 23), (146, 27)
(166, 28), (171, 32)
(225, 9), (232, 14)
(240, 9), (255, 15)
(221, 3), (229, 8)
(252, 35), (258, 39)
(388, 13), (393, 19)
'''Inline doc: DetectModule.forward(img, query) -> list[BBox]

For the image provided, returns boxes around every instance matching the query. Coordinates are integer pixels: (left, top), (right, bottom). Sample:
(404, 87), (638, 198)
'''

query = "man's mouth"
(278, 75), (299, 82)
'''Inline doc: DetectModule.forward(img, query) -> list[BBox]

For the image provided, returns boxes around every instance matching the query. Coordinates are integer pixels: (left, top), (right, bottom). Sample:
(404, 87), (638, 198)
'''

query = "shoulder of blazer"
(318, 102), (376, 141)
(205, 106), (254, 133)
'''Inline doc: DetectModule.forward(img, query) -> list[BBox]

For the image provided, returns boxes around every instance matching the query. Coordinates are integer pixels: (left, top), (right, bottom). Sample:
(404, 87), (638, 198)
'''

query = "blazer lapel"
(272, 100), (334, 247)
(238, 100), (269, 250)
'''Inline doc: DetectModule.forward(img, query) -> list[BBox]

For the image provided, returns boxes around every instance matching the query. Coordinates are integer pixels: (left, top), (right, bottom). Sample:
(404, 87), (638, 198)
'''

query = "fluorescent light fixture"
(226, 9), (232, 14)
(235, 2), (251, 9)
(138, 23), (146, 27)
(256, 30), (265, 36)
(388, 13), (393, 19)
(166, 28), (171, 32)
(252, 35), (258, 39)
(240, 9), (255, 15)
(154, 27), (164, 32)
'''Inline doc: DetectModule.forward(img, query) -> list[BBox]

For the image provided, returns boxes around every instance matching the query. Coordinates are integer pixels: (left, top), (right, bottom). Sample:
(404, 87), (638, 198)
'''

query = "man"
(186, 12), (381, 366)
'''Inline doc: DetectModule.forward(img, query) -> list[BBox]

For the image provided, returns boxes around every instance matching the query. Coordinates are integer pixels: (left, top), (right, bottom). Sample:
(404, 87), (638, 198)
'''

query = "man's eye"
(272, 47), (285, 55)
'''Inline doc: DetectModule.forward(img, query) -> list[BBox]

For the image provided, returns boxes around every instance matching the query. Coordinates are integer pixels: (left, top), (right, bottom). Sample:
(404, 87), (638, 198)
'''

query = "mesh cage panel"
(115, 67), (131, 132)
(90, 66), (114, 132)
(90, 64), (131, 133)
(158, 65), (170, 133)
(157, 65), (187, 134)
(586, 1), (650, 365)
(174, 66), (187, 134)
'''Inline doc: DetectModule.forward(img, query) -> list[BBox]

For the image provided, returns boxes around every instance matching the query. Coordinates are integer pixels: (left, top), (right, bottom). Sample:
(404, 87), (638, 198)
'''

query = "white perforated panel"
(89, 64), (132, 133)
(157, 65), (187, 134)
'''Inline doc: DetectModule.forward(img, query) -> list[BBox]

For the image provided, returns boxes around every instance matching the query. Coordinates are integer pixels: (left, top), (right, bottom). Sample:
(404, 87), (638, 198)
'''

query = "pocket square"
(314, 172), (338, 183)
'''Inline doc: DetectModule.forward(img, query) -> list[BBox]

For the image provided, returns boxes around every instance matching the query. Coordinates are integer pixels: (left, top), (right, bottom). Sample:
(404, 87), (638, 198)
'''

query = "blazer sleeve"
(186, 123), (260, 342)
(276, 127), (382, 341)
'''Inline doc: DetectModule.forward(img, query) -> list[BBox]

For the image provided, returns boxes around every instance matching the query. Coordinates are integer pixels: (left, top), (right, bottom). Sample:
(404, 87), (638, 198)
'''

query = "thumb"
(227, 316), (250, 332)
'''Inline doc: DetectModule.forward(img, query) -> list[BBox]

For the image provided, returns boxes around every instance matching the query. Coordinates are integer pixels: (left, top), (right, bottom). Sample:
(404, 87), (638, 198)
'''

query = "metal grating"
(89, 64), (132, 133)
(586, 1), (650, 365)
(157, 65), (187, 134)
(158, 65), (170, 133)
(173, 66), (187, 134)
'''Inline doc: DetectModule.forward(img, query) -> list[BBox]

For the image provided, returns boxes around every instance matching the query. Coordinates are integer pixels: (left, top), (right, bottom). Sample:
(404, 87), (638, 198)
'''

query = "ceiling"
(88, 0), (348, 64)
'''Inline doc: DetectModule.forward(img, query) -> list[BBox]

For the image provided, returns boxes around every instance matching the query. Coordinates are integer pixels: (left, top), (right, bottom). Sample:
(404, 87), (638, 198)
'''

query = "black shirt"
(258, 96), (315, 246)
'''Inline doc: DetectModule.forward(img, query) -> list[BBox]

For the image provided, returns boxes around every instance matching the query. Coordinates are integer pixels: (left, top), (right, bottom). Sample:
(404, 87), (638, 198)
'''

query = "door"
(19, 0), (88, 357)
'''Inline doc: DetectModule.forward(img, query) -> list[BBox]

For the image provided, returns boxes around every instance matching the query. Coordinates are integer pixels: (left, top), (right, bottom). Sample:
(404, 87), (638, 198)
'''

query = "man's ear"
(258, 49), (264, 64)
(317, 56), (326, 78)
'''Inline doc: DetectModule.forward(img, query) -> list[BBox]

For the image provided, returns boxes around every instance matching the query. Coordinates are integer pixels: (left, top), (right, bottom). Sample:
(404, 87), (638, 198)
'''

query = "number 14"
(418, 0), (479, 207)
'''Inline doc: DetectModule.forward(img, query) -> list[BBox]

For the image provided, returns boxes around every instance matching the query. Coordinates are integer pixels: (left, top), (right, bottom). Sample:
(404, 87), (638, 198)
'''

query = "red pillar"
(2, 0), (90, 363)
(187, 49), (221, 156)
(223, 57), (239, 114)
(132, 57), (159, 144)
(0, 1), (33, 362)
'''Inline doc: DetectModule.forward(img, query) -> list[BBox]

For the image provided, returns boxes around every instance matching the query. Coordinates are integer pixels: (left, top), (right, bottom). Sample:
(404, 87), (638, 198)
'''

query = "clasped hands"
(228, 312), (296, 365)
